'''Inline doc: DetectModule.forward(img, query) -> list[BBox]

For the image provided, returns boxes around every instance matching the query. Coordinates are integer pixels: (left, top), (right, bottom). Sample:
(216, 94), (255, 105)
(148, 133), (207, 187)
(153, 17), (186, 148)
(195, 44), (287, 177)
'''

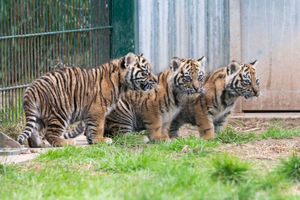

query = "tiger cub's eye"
(198, 72), (204, 81)
(142, 64), (149, 75)
(183, 76), (192, 82)
(243, 79), (251, 85)
(256, 79), (260, 85)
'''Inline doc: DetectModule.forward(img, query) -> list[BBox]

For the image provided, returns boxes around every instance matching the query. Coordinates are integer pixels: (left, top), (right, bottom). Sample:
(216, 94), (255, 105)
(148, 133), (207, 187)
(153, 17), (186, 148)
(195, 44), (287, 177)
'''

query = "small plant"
(216, 128), (255, 144)
(155, 136), (218, 153)
(277, 153), (300, 182)
(0, 164), (5, 174)
(211, 153), (250, 184)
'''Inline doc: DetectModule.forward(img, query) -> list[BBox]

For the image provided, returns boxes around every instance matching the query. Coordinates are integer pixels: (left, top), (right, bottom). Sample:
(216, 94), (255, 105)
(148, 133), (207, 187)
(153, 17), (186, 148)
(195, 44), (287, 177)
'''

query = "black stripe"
(213, 87), (219, 109)
(48, 123), (64, 129)
(172, 90), (180, 106)
(159, 100), (164, 113)
(220, 90), (227, 107)
(165, 83), (171, 106)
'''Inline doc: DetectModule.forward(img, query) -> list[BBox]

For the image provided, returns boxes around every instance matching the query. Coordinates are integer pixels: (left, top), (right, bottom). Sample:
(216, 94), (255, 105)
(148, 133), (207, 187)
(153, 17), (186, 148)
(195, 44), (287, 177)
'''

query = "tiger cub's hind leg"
(27, 119), (45, 148)
(44, 117), (74, 147)
(86, 114), (113, 145)
(27, 131), (43, 148)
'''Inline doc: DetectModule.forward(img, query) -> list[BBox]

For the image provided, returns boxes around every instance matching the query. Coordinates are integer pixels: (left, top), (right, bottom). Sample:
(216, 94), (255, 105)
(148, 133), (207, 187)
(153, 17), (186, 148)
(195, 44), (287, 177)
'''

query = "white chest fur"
(105, 104), (116, 117)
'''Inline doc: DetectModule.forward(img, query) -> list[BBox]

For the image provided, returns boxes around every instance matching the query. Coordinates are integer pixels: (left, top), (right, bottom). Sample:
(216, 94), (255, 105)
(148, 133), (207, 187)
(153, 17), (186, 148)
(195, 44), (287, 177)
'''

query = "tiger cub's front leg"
(86, 106), (113, 144)
(195, 114), (215, 140)
(146, 117), (170, 141)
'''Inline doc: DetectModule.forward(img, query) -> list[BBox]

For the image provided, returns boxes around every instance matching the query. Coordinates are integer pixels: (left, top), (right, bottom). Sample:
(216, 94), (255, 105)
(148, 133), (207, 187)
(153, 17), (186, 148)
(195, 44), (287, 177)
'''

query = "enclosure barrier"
(0, 0), (113, 121)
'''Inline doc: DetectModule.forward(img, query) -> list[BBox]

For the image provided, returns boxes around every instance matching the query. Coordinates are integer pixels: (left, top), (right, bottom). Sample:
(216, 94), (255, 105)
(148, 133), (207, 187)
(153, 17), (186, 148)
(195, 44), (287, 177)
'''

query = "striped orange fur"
(103, 57), (206, 141)
(169, 60), (260, 139)
(17, 53), (157, 147)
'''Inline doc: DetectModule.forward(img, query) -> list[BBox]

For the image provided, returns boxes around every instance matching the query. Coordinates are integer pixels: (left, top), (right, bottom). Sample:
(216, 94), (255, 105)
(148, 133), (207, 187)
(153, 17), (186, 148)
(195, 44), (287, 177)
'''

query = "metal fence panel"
(0, 0), (112, 121)
(136, 0), (229, 73)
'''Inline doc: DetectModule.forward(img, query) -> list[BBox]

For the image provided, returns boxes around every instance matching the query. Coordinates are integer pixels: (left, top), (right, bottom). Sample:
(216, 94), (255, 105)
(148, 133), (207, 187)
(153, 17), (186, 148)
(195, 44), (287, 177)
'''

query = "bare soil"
(214, 137), (300, 170)
(179, 118), (300, 138)
(178, 118), (300, 169)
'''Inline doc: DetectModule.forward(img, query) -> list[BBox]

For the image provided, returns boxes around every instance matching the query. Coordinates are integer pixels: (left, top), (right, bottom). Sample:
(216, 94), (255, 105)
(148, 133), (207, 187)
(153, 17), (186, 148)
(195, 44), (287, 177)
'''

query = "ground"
(215, 137), (300, 170)
(1, 117), (300, 199)
(179, 118), (300, 168)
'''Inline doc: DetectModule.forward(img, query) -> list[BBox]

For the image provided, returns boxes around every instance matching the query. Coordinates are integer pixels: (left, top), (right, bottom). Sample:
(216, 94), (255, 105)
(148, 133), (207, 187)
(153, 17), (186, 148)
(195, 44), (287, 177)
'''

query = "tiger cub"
(169, 60), (260, 140)
(102, 57), (206, 141)
(17, 53), (157, 147)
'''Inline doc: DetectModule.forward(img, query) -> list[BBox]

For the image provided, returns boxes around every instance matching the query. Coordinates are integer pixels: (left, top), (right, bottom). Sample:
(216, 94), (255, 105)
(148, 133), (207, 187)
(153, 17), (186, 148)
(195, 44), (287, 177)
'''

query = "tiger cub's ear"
(227, 60), (242, 75)
(170, 57), (183, 71)
(124, 52), (137, 69)
(197, 56), (206, 63)
(250, 60), (258, 68)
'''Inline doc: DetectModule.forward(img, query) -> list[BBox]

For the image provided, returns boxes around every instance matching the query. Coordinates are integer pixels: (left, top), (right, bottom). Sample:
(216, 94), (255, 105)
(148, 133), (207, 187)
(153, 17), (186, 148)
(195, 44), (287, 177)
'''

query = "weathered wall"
(240, 0), (300, 111)
(136, 0), (300, 111)
(136, 0), (229, 73)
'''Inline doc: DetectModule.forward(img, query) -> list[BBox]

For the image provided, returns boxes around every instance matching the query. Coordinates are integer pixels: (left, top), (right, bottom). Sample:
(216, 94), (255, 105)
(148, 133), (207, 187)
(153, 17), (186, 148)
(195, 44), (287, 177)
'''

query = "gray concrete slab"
(0, 134), (88, 165)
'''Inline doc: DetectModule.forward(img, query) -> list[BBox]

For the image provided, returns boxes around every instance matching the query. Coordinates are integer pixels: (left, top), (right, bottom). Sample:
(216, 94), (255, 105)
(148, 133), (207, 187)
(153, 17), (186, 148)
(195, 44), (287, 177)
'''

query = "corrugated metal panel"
(136, 0), (229, 73)
(240, 0), (300, 111)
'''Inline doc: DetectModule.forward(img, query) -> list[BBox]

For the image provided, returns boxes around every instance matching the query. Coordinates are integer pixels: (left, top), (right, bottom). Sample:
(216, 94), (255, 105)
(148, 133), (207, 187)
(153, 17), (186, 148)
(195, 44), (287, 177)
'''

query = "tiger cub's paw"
(142, 136), (150, 143)
(103, 137), (113, 144)
(65, 138), (75, 146)
(92, 137), (113, 145)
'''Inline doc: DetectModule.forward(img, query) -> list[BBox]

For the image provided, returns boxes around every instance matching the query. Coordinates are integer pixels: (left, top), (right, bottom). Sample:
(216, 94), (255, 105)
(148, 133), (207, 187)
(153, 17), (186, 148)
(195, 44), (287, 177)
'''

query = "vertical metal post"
(112, 0), (136, 58)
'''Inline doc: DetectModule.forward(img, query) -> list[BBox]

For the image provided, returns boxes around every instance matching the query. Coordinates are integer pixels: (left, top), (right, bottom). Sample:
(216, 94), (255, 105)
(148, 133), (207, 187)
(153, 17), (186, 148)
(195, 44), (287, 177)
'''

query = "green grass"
(216, 126), (300, 145)
(1, 136), (300, 200)
(259, 126), (300, 139)
(1, 124), (300, 199)
(277, 153), (300, 182)
(217, 128), (256, 144)
(211, 153), (250, 184)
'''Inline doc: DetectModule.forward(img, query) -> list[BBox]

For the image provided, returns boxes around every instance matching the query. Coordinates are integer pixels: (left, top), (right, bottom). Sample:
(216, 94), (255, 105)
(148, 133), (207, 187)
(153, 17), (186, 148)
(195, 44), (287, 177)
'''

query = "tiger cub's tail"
(63, 121), (86, 139)
(17, 93), (39, 145)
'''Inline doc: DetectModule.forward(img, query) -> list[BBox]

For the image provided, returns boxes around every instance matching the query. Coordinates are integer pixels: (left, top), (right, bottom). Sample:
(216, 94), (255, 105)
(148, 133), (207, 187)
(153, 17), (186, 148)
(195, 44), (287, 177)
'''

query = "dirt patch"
(178, 118), (300, 138)
(214, 137), (300, 170)
(178, 118), (300, 169)
(226, 118), (300, 133)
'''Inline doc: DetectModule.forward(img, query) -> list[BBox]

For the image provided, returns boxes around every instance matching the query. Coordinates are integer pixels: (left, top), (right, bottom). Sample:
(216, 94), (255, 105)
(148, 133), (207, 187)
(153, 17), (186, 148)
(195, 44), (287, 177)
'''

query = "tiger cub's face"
(171, 57), (206, 95)
(226, 60), (260, 99)
(122, 52), (157, 91)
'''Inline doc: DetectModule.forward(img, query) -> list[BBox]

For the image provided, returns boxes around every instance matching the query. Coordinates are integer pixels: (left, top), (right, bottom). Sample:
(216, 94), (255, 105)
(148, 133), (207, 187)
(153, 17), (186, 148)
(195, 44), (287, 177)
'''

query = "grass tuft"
(216, 128), (255, 144)
(211, 153), (250, 184)
(112, 132), (148, 148)
(0, 164), (5, 174)
(154, 136), (219, 154)
(277, 153), (300, 182)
